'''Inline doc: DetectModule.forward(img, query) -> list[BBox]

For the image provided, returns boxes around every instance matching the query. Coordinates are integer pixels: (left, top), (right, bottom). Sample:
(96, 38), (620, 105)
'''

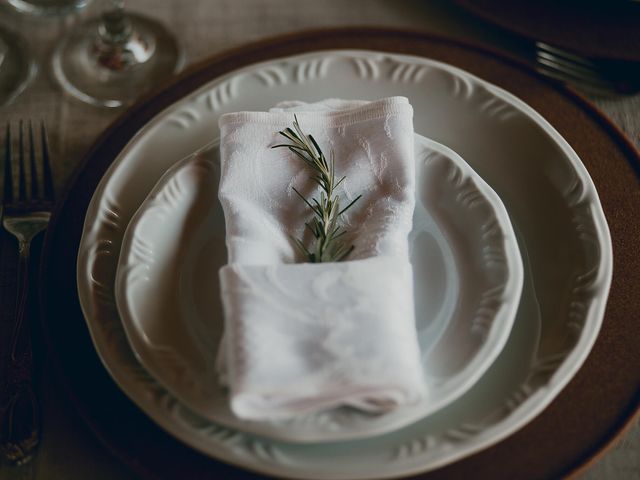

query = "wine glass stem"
(99, 0), (131, 45)
(93, 0), (155, 71)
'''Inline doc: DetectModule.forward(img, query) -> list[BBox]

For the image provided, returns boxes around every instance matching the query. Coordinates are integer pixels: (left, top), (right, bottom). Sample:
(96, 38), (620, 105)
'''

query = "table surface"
(0, 1), (638, 479)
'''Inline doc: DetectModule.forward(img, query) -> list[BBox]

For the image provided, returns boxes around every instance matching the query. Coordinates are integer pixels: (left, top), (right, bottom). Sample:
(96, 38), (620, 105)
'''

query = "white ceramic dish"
(77, 51), (612, 479)
(114, 134), (523, 442)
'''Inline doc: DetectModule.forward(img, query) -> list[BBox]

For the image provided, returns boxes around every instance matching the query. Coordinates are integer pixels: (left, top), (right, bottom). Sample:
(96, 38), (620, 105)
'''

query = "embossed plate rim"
(76, 49), (612, 479)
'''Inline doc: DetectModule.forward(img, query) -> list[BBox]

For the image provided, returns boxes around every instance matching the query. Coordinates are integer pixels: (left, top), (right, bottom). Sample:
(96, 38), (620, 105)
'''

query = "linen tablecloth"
(0, 1), (637, 478)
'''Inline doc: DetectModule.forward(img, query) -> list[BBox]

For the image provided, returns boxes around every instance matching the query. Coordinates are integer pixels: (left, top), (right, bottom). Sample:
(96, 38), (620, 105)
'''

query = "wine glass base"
(7, 0), (90, 16)
(0, 26), (37, 107)
(52, 13), (185, 108)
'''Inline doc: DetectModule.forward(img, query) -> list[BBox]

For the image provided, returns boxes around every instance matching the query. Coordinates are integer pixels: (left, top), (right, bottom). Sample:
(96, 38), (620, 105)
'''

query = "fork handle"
(0, 383), (39, 465)
(1, 239), (40, 464)
(10, 240), (31, 361)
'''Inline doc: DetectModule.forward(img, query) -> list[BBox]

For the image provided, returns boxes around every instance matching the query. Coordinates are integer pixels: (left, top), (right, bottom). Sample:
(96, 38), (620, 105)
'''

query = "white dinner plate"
(77, 50), (612, 479)
(114, 134), (523, 442)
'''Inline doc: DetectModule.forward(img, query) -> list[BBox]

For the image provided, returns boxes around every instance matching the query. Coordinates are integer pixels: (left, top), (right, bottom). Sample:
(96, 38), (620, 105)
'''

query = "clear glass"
(0, 26), (36, 106)
(7, 0), (90, 16)
(52, 0), (184, 108)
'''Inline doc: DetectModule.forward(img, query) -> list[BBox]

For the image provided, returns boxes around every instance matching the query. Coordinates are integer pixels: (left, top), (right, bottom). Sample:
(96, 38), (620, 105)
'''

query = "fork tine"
(28, 120), (39, 199)
(40, 121), (54, 202)
(536, 51), (614, 87)
(18, 120), (27, 202)
(536, 53), (617, 92)
(536, 42), (597, 69)
(3, 123), (12, 205)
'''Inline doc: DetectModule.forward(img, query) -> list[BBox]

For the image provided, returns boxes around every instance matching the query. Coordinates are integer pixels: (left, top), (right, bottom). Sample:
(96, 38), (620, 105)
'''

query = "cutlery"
(0, 120), (54, 466)
(534, 41), (640, 95)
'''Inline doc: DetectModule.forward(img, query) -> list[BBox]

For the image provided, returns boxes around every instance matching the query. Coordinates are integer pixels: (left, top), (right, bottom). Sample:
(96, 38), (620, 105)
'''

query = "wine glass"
(0, 25), (36, 106)
(52, 0), (184, 108)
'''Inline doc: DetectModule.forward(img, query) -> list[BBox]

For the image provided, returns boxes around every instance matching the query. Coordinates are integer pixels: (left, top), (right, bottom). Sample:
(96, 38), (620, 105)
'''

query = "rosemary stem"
(272, 115), (360, 263)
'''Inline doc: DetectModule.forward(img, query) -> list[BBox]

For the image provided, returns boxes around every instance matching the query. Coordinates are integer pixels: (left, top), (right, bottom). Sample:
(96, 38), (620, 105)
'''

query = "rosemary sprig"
(272, 115), (361, 263)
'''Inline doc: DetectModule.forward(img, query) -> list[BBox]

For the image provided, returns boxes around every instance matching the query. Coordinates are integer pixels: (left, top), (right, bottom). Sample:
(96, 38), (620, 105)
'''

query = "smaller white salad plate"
(114, 134), (523, 443)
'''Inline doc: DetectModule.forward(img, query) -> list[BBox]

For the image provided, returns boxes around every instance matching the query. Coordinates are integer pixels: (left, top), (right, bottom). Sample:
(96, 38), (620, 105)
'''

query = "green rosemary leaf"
(289, 234), (311, 257)
(332, 229), (347, 240)
(339, 194), (362, 216)
(283, 128), (298, 140)
(288, 147), (312, 163)
(271, 143), (305, 150)
(291, 187), (315, 211)
(308, 133), (321, 152)
(304, 222), (316, 236)
(334, 245), (355, 262)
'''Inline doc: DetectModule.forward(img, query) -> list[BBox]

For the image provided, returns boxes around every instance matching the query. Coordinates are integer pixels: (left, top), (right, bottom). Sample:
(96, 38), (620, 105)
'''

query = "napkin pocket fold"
(219, 257), (425, 421)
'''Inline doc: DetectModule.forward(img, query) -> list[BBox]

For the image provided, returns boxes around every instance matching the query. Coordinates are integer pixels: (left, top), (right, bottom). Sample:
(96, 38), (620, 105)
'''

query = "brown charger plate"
(39, 28), (640, 480)
(454, 0), (640, 62)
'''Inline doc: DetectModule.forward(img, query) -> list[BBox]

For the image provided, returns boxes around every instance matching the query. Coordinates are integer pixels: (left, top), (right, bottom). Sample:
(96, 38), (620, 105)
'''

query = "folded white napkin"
(217, 97), (426, 421)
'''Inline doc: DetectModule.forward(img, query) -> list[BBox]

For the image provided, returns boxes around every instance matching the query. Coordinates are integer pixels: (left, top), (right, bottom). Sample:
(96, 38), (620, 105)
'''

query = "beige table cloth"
(0, 1), (637, 478)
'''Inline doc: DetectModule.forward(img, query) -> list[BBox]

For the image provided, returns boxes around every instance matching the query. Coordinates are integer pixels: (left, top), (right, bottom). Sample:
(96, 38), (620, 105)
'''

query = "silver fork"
(534, 41), (640, 96)
(0, 120), (54, 466)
